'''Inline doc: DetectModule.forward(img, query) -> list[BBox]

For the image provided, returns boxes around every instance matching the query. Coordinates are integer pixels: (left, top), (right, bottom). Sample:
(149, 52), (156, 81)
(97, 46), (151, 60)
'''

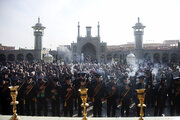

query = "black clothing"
(0, 77), (11, 115)
(89, 79), (105, 117)
(145, 81), (155, 107)
(24, 81), (37, 116)
(36, 80), (50, 116)
(17, 79), (25, 115)
(49, 78), (62, 116)
(62, 82), (74, 117)
(119, 83), (133, 117)
(105, 81), (118, 117)
(154, 81), (167, 116)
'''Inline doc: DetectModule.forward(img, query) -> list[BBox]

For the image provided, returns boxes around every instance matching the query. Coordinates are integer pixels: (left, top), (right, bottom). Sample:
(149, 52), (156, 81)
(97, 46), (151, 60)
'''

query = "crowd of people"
(0, 60), (179, 117)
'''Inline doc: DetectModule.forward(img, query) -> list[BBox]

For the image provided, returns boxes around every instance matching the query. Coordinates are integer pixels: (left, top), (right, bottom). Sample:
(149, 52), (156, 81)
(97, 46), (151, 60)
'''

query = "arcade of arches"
(106, 52), (178, 63)
(144, 52), (178, 63)
(0, 52), (178, 64)
(0, 53), (34, 62)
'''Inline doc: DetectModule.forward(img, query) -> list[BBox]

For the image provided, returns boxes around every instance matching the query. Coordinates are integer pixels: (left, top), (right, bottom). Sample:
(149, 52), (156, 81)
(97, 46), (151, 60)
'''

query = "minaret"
(32, 17), (46, 60)
(132, 17), (145, 60)
(32, 17), (46, 50)
(78, 21), (80, 38)
(97, 21), (100, 38)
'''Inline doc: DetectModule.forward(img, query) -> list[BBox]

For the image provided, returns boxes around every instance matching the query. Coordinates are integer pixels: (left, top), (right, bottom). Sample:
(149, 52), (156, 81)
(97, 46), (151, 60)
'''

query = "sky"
(0, 0), (180, 50)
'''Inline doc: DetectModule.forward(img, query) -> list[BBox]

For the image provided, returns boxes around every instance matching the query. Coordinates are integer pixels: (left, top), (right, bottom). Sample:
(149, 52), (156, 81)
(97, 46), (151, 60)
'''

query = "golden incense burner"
(9, 86), (20, 120)
(79, 88), (89, 120)
(136, 89), (146, 120)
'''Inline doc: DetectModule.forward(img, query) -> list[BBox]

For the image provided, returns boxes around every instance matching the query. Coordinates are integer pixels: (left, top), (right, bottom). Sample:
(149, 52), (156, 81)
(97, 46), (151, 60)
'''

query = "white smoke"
(152, 63), (159, 77)
(111, 58), (115, 64)
(128, 63), (138, 77)
(81, 53), (84, 63)
(70, 64), (75, 74)
(75, 54), (81, 63)
(57, 45), (72, 63)
(126, 54), (138, 77)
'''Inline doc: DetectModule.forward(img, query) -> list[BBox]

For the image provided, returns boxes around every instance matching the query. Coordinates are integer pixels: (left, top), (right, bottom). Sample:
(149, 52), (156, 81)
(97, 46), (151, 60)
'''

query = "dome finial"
(138, 17), (140, 23)
(78, 21), (80, 38)
(38, 17), (40, 23)
(98, 21), (100, 38)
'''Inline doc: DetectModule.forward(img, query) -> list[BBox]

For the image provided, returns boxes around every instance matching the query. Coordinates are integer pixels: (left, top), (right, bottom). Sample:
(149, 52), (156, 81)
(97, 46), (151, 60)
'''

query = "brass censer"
(79, 88), (89, 120)
(136, 89), (146, 120)
(9, 86), (20, 120)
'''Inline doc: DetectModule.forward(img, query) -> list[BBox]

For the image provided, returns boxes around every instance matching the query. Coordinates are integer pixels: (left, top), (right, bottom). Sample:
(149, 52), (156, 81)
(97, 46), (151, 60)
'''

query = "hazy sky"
(0, 0), (180, 50)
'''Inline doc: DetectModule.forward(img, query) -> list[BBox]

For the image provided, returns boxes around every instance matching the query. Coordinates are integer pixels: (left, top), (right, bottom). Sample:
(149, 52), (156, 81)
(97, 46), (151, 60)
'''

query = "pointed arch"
(26, 53), (34, 62)
(0, 54), (6, 62)
(81, 42), (96, 62)
(8, 54), (15, 61)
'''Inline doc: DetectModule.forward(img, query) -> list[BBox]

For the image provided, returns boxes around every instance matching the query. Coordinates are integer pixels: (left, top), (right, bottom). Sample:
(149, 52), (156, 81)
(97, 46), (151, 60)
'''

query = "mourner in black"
(62, 76), (74, 117)
(36, 76), (50, 116)
(119, 76), (133, 117)
(15, 73), (25, 115)
(16, 71), (27, 93)
(168, 75), (176, 116)
(0, 72), (11, 115)
(145, 76), (155, 108)
(154, 74), (167, 116)
(136, 73), (146, 89)
(24, 76), (37, 116)
(72, 72), (81, 111)
(105, 76), (118, 117)
(49, 74), (62, 116)
(89, 73), (105, 117)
